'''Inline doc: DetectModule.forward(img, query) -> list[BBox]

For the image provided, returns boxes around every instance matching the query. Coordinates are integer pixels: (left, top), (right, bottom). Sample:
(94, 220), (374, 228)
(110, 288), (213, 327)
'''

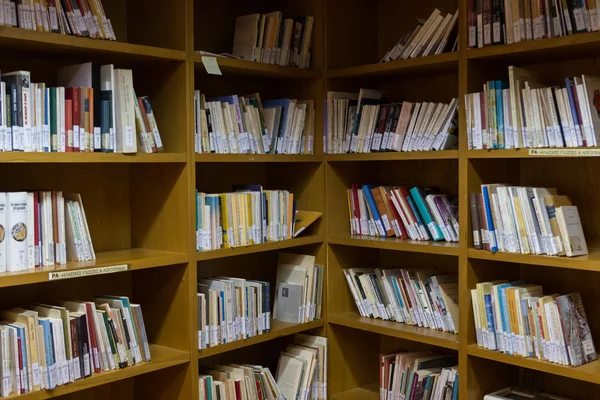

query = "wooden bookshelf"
(325, 150), (459, 161)
(194, 154), (323, 163)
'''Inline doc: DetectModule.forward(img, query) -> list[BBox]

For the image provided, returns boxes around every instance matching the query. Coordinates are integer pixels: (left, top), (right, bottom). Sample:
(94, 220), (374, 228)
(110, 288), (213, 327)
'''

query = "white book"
(113, 69), (137, 153)
(26, 193), (34, 269)
(0, 193), (6, 272)
(6, 192), (28, 272)
(556, 205), (588, 257)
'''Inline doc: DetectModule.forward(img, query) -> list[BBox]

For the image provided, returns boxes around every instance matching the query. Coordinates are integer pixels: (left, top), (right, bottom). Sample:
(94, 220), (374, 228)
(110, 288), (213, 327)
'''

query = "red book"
(393, 187), (419, 238)
(254, 377), (263, 400)
(65, 100), (73, 152)
(138, 98), (157, 153)
(386, 192), (408, 239)
(83, 303), (101, 373)
(234, 380), (242, 400)
(33, 192), (40, 267)
(66, 87), (80, 152)
(17, 336), (24, 393)
(52, 192), (59, 263)
(351, 184), (361, 235)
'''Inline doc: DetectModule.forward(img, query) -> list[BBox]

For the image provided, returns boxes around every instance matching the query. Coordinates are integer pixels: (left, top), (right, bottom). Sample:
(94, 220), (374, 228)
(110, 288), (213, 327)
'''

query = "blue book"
(452, 372), (459, 400)
(251, 280), (271, 331)
(496, 80), (505, 149)
(406, 195), (431, 240)
(499, 282), (525, 355)
(361, 185), (386, 236)
(565, 77), (583, 145)
(219, 291), (226, 343)
(38, 318), (56, 390)
(494, 281), (523, 354)
(484, 293), (498, 350)
(409, 187), (444, 241)
(481, 185), (498, 252)
(263, 99), (292, 153)
(391, 276), (407, 318)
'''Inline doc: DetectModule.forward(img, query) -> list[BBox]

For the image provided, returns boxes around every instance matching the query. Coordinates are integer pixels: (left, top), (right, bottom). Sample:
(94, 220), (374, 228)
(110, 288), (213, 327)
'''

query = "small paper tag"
(202, 56), (223, 75)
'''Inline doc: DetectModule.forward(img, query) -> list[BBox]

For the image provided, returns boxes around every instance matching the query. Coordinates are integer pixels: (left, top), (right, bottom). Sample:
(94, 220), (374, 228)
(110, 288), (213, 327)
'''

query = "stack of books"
(199, 334), (327, 400)
(381, 8), (459, 62)
(326, 89), (458, 154)
(194, 91), (314, 155)
(0, 296), (150, 396)
(466, 66), (600, 149)
(470, 185), (588, 257)
(196, 186), (296, 252)
(468, 0), (598, 48)
(274, 253), (324, 325)
(343, 268), (458, 333)
(347, 185), (459, 243)
(0, 0), (116, 40)
(0, 191), (95, 273)
(1, 65), (164, 154)
(380, 351), (458, 400)
(472, 283), (597, 366)
(232, 12), (314, 68)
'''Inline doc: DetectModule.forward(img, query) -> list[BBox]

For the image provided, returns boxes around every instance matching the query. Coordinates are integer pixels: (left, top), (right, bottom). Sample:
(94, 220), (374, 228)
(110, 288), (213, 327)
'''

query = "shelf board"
(198, 319), (324, 359)
(0, 26), (185, 62)
(330, 383), (379, 400)
(468, 148), (600, 159)
(196, 235), (323, 261)
(325, 150), (458, 161)
(329, 312), (459, 350)
(0, 152), (187, 163)
(9, 344), (189, 399)
(328, 235), (459, 256)
(468, 248), (600, 272)
(467, 31), (600, 62)
(468, 345), (600, 384)
(195, 154), (323, 163)
(0, 248), (189, 288)
(193, 54), (320, 79)
(326, 52), (459, 79)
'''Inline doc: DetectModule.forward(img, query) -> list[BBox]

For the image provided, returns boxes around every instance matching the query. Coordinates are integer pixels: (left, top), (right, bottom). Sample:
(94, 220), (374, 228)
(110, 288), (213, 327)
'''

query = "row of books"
(344, 268), (459, 333)
(468, 0), (598, 48)
(199, 334), (327, 400)
(195, 187), (296, 252)
(0, 296), (150, 397)
(0, 64), (164, 153)
(380, 351), (458, 400)
(381, 8), (458, 63)
(347, 185), (459, 242)
(470, 185), (588, 257)
(0, 0), (116, 40)
(326, 89), (458, 154)
(466, 66), (600, 149)
(472, 282), (597, 366)
(274, 253), (324, 325)
(0, 191), (95, 273)
(233, 12), (313, 68)
(194, 92), (314, 155)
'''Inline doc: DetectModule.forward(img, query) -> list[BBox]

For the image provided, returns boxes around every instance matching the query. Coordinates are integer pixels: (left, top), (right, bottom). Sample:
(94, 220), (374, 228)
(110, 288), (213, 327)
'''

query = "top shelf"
(467, 31), (600, 62)
(326, 52), (459, 79)
(0, 26), (186, 62)
(193, 54), (320, 79)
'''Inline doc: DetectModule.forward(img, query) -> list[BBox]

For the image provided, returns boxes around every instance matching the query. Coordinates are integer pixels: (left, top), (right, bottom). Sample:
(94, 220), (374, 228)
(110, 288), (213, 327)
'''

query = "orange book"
(65, 99), (73, 152)
(371, 186), (394, 237)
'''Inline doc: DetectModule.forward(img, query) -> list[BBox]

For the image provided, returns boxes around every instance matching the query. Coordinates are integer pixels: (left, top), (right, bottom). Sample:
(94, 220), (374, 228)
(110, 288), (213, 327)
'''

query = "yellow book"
(219, 194), (231, 249)
(246, 193), (254, 245)
(510, 187), (530, 254)
(231, 193), (240, 247)
(238, 194), (247, 246)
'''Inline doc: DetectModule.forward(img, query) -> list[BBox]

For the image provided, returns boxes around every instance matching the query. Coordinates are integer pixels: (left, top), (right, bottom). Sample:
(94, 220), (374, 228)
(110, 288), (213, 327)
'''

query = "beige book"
(556, 205), (588, 257)
(256, 15), (267, 62)
(2, 310), (40, 391)
(508, 66), (541, 148)
(279, 19), (294, 66)
(401, 9), (441, 59)
(435, 10), (459, 54)
(276, 352), (305, 400)
(285, 346), (316, 400)
(423, 12), (452, 56)
(402, 102), (423, 151)
(233, 13), (260, 61)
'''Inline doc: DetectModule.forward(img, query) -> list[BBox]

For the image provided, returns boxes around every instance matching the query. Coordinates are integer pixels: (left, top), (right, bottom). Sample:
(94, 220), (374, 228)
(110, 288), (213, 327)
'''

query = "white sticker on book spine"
(125, 126), (134, 148)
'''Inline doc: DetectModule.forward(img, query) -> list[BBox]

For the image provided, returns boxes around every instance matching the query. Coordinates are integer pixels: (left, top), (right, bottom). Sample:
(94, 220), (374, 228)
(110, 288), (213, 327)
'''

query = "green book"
(50, 87), (58, 152)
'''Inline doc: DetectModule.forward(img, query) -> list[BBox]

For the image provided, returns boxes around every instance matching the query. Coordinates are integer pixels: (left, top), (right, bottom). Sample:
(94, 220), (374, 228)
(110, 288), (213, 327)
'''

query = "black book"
(74, 312), (92, 378)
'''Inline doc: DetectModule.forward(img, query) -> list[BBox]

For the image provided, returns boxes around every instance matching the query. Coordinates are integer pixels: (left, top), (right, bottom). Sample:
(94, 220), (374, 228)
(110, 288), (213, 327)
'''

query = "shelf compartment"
(195, 154), (323, 163)
(0, 248), (189, 288)
(326, 52), (459, 79)
(325, 150), (458, 162)
(468, 149), (600, 159)
(0, 26), (185, 62)
(9, 344), (189, 399)
(467, 31), (600, 62)
(328, 235), (459, 256)
(196, 235), (324, 261)
(468, 248), (600, 272)
(328, 312), (459, 350)
(193, 54), (320, 79)
(0, 153), (187, 163)
(330, 383), (379, 400)
(198, 319), (324, 359)
(468, 345), (600, 385)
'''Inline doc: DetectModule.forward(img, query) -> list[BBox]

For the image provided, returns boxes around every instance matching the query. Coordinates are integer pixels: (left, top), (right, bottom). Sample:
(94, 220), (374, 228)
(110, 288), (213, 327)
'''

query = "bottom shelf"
(198, 319), (324, 359)
(467, 344), (600, 384)
(14, 344), (190, 399)
(330, 383), (379, 400)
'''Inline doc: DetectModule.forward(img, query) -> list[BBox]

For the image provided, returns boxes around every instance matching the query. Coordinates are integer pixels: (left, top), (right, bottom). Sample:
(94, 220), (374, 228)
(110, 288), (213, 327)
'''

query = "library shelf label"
(529, 149), (600, 157)
(49, 264), (129, 280)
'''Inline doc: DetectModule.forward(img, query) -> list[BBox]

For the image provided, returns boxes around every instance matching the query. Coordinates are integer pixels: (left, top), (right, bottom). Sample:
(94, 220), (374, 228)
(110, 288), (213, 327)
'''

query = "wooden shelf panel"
(330, 383), (379, 400)
(196, 235), (323, 261)
(326, 52), (459, 79)
(468, 248), (600, 272)
(468, 149), (600, 159)
(328, 312), (459, 350)
(468, 345), (600, 384)
(467, 31), (600, 62)
(0, 248), (189, 288)
(193, 54), (320, 79)
(328, 235), (459, 256)
(0, 26), (185, 61)
(0, 153), (187, 163)
(195, 154), (323, 163)
(325, 151), (458, 162)
(198, 319), (324, 359)
(8, 344), (189, 399)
